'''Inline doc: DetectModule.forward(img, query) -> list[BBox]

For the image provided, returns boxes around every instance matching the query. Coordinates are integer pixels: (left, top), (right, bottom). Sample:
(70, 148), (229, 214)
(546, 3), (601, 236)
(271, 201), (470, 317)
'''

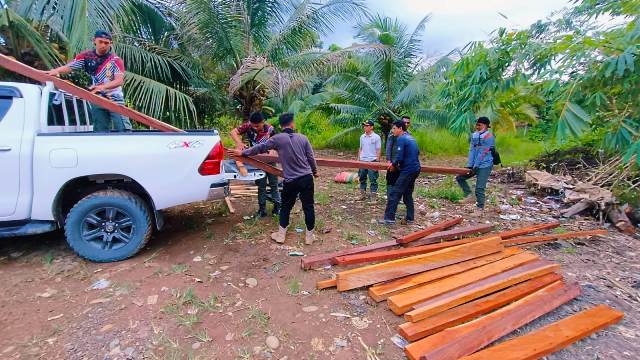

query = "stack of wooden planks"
(312, 221), (622, 359)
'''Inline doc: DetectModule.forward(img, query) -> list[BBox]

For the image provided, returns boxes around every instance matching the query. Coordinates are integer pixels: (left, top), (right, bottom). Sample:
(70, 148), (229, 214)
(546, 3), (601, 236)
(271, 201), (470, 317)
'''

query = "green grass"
(315, 191), (330, 205)
(416, 177), (465, 203)
(286, 278), (301, 296)
(171, 264), (188, 273)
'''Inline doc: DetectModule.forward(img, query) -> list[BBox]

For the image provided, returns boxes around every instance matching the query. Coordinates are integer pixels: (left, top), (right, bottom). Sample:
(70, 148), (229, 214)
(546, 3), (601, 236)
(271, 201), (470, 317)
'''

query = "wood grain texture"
(404, 280), (581, 360)
(398, 272), (563, 341)
(405, 224), (495, 247)
(335, 237), (503, 291)
(387, 251), (540, 315)
(460, 304), (623, 360)
(301, 240), (398, 270)
(503, 229), (608, 246)
(0, 54), (182, 132)
(396, 217), (464, 244)
(368, 248), (523, 302)
(405, 259), (561, 322)
(316, 278), (337, 290)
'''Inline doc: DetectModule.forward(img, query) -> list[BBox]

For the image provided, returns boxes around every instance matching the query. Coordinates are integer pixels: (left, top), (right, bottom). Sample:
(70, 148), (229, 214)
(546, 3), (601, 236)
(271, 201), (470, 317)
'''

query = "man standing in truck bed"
(45, 30), (132, 132)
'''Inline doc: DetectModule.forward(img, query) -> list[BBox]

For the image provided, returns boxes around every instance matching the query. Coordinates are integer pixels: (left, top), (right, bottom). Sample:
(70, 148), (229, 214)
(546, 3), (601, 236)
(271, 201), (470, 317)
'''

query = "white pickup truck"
(0, 81), (262, 262)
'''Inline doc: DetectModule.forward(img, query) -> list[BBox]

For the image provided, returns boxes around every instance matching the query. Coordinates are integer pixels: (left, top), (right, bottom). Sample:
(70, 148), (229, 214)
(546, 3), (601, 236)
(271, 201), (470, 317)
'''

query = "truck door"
(0, 86), (25, 217)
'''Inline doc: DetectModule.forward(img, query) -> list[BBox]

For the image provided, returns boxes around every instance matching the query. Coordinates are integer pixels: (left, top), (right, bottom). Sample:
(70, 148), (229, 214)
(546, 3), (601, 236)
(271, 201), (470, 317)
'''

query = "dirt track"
(1, 156), (638, 360)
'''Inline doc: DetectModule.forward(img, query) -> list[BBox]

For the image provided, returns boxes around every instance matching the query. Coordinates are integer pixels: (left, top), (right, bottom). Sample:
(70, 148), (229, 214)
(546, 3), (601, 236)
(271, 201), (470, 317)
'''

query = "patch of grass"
(416, 177), (464, 203)
(246, 306), (270, 330)
(171, 264), (188, 273)
(508, 197), (521, 206)
(161, 288), (219, 329)
(562, 246), (577, 255)
(191, 329), (211, 342)
(487, 194), (498, 206)
(344, 231), (365, 245)
(552, 226), (569, 234)
(286, 278), (301, 296)
(236, 347), (251, 360)
(175, 312), (200, 328)
(316, 191), (330, 205)
(42, 252), (54, 266)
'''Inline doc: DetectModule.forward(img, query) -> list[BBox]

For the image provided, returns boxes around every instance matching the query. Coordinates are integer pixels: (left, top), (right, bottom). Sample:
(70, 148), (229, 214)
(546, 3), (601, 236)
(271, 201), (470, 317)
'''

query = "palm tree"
(179, 0), (368, 120)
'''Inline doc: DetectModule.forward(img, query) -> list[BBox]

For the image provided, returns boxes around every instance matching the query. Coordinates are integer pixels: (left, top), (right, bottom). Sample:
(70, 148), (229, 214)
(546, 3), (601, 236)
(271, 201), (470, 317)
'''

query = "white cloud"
(322, 0), (571, 55)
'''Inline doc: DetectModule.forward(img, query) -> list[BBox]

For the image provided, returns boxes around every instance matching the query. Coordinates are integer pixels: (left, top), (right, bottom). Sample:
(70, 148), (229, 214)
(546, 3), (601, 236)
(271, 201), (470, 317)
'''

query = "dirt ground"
(1, 154), (639, 360)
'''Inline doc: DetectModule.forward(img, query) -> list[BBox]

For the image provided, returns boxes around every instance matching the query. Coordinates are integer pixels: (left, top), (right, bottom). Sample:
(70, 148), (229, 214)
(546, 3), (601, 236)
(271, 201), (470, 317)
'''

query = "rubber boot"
(271, 226), (287, 244)
(305, 229), (315, 245)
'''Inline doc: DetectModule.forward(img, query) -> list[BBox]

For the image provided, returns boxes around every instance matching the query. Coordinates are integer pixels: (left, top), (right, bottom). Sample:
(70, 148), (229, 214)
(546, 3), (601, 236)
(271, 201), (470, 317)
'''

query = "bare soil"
(1, 154), (638, 360)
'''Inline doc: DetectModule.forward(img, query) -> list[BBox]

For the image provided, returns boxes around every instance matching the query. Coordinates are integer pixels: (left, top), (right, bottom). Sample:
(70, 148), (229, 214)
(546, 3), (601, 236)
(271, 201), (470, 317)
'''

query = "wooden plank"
(224, 197), (235, 214)
(405, 224), (495, 247)
(369, 248), (523, 302)
(227, 152), (284, 177)
(396, 217), (464, 244)
(398, 272), (563, 341)
(335, 237), (503, 291)
(247, 153), (471, 175)
(0, 53), (182, 132)
(404, 280), (581, 360)
(316, 278), (337, 290)
(503, 229), (609, 246)
(459, 305), (624, 360)
(301, 240), (398, 270)
(490, 222), (561, 239)
(337, 236), (490, 266)
(405, 259), (560, 322)
(387, 251), (540, 315)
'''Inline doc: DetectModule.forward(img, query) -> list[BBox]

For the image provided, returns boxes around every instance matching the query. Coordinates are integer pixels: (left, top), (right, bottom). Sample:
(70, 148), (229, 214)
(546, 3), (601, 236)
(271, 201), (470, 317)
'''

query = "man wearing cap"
(385, 115), (411, 198)
(45, 30), (132, 132)
(230, 111), (281, 217)
(380, 120), (421, 225)
(235, 113), (319, 245)
(358, 120), (382, 200)
(456, 116), (495, 211)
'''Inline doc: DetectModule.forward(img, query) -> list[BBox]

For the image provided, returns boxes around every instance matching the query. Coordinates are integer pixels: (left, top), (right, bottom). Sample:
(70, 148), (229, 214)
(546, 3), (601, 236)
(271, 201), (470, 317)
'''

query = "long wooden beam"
(227, 151), (284, 177)
(404, 280), (581, 360)
(502, 229), (608, 246)
(405, 224), (495, 247)
(459, 305), (623, 360)
(301, 240), (398, 270)
(396, 217), (463, 244)
(0, 53), (182, 132)
(387, 251), (540, 315)
(405, 259), (560, 322)
(247, 153), (471, 175)
(398, 272), (563, 341)
(335, 237), (503, 291)
(368, 248), (523, 302)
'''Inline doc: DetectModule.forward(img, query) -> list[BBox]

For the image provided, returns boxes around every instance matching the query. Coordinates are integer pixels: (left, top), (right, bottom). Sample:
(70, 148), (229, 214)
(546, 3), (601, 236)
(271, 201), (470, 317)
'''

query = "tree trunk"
(607, 205), (636, 234)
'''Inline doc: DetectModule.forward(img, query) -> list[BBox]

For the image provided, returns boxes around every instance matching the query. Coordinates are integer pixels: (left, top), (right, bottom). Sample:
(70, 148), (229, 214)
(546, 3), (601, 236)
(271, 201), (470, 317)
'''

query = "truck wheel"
(64, 190), (152, 262)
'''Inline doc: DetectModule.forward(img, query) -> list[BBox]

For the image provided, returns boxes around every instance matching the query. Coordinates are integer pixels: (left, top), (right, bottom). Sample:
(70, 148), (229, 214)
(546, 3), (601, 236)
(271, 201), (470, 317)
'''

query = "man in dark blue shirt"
(380, 120), (421, 225)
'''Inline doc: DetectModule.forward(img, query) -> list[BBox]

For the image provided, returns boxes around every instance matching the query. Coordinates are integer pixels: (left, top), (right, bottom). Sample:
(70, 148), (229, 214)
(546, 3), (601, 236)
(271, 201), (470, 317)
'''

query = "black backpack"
(491, 147), (501, 165)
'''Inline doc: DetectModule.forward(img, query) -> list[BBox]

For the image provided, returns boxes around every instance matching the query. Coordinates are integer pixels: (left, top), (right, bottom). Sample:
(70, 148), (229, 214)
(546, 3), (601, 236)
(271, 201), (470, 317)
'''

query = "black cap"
(94, 30), (112, 41)
(362, 120), (375, 127)
(477, 116), (490, 127)
(249, 111), (265, 124)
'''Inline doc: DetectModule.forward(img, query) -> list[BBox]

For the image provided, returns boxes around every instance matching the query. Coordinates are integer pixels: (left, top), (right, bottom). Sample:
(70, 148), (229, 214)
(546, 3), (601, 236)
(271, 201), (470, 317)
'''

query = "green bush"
(416, 176), (465, 202)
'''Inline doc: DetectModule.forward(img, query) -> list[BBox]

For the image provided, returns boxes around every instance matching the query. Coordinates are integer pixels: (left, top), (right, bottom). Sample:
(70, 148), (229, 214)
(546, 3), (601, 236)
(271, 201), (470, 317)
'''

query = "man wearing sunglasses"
(46, 30), (132, 132)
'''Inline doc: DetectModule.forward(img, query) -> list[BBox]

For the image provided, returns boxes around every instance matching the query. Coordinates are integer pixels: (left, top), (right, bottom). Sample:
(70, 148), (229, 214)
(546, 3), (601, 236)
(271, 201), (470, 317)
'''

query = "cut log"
(404, 280), (581, 360)
(405, 259), (560, 322)
(0, 54), (182, 132)
(607, 205), (636, 234)
(398, 272), (562, 341)
(460, 304), (623, 360)
(316, 278), (337, 290)
(301, 240), (398, 270)
(368, 248), (523, 302)
(561, 200), (596, 217)
(387, 251), (540, 315)
(396, 217), (464, 244)
(335, 237), (503, 291)
(405, 224), (495, 247)
(502, 229), (608, 246)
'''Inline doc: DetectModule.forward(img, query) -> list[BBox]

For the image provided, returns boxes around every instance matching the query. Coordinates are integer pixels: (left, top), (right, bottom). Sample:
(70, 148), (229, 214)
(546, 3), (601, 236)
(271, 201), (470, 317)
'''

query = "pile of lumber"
(302, 217), (608, 269)
(315, 236), (623, 359)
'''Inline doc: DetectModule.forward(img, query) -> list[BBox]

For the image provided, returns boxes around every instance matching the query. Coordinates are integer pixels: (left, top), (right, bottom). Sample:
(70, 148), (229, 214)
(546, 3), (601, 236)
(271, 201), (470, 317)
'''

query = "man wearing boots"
(230, 111), (281, 217)
(358, 120), (382, 201)
(235, 113), (318, 245)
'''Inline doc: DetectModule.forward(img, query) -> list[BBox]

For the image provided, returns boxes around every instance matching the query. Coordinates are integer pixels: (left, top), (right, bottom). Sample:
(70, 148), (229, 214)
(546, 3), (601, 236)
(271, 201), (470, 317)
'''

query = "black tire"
(64, 190), (152, 262)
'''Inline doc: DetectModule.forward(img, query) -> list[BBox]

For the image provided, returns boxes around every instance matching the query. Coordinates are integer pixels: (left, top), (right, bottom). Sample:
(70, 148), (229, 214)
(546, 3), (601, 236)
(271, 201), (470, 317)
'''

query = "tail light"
(198, 142), (224, 175)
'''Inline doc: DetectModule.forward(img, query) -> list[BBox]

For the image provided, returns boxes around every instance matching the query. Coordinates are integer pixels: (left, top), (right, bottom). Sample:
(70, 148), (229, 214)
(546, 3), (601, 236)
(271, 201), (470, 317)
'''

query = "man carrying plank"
(45, 30), (132, 132)
(235, 113), (319, 245)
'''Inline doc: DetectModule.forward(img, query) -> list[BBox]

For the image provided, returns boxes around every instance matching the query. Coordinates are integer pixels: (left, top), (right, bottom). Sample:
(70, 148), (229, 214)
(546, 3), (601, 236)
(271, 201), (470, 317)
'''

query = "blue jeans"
(91, 104), (132, 132)
(384, 171), (420, 222)
(456, 166), (492, 208)
(257, 172), (280, 209)
(358, 168), (379, 192)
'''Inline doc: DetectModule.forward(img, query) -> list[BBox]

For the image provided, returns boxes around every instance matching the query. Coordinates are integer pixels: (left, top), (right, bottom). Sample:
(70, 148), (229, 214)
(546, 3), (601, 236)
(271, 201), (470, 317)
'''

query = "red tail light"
(199, 142), (224, 175)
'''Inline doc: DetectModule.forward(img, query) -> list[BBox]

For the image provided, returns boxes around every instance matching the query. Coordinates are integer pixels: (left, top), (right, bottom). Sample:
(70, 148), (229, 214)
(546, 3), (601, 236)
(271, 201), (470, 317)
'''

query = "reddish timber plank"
(503, 229), (608, 246)
(0, 54), (182, 132)
(368, 248), (523, 302)
(301, 240), (397, 270)
(398, 272), (563, 341)
(387, 251), (540, 315)
(404, 280), (581, 360)
(396, 217), (464, 244)
(335, 237), (503, 291)
(227, 151), (284, 177)
(460, 305), (623, 360)
(316, 278), (337, 290)
(405, 259), (560, 322)
(405, 224), (495, 247)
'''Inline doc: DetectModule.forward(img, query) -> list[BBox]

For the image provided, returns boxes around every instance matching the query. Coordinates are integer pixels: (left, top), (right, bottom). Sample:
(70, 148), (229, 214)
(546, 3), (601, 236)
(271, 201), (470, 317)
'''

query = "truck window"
(0, 97), (12, 123)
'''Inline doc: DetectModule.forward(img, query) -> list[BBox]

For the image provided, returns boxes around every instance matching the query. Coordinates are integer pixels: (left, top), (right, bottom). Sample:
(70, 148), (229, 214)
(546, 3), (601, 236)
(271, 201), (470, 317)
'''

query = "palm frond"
(415, 108), (451, 128)
(0, 7), (61, 67)
(325, 72), (382, 104)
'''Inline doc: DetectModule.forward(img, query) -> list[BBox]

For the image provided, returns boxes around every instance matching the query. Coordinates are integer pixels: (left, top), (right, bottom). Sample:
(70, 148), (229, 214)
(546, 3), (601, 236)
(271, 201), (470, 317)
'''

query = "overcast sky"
(322, 0), (572, 56)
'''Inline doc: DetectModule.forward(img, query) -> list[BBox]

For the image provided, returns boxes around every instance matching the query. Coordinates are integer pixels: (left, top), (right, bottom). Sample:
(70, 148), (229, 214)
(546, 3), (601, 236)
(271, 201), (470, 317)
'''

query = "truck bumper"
(207, 182), (229, 201)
